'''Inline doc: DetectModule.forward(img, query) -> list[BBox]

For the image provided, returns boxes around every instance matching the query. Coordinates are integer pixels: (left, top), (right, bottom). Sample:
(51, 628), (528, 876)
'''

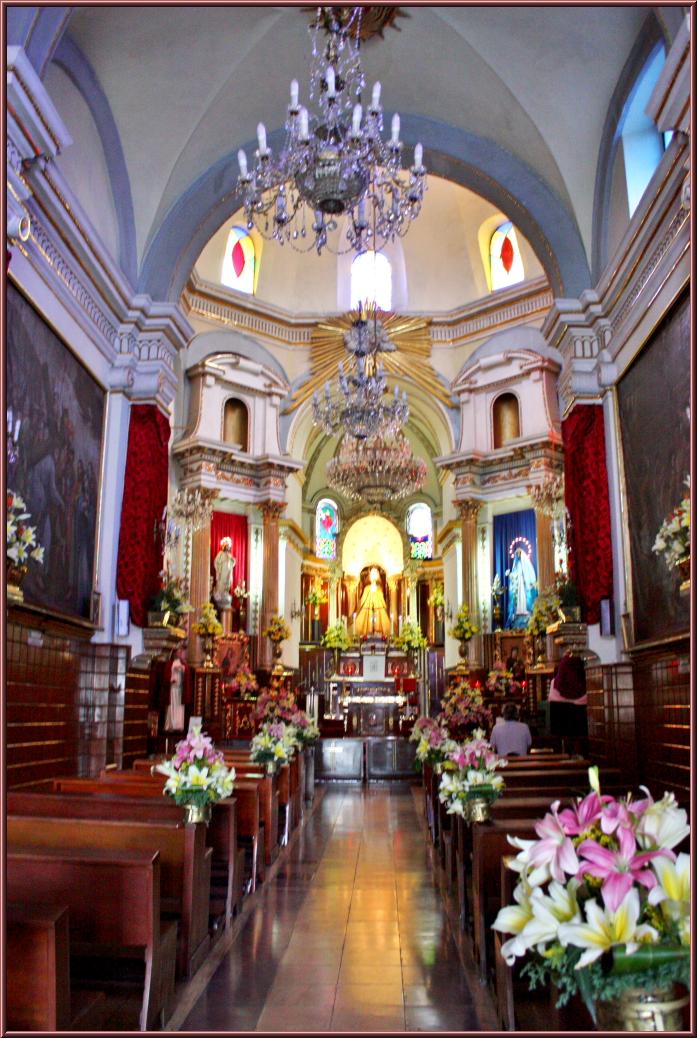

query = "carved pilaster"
(188, 521), (212, 666)
(456, 498), (482, 662)
(259, 500), (286, 668)
(542, 292), (616, 414)
(534, 508), (556, 591)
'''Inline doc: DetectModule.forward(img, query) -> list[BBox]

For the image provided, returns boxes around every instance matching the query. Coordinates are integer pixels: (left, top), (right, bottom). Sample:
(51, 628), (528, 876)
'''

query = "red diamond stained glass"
(500, 235), (514, 274)
(232, 239), (246, 278)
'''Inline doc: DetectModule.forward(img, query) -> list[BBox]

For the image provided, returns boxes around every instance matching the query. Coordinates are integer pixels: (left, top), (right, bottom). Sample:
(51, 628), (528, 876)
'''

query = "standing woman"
(548, 649), (588, 757)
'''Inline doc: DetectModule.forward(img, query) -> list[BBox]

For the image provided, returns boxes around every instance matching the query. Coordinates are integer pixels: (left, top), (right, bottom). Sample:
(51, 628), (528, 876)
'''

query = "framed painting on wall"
(6, 282), (106, 621)
(616, 288), (690, 646)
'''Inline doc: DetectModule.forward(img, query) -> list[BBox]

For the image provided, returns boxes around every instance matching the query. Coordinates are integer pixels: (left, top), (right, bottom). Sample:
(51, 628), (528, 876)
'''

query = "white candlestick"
(299, 107), (309, 139)
(371, 81), (381, 108)
(414, 143), (423, 168)
(325, 66), (336, 97)
(290, 79), (299, 107)
(237, 149), (248, 177)
(352, 104), (362, 136)
(391, 113), (400, 144)
(257, 122), (267, 154)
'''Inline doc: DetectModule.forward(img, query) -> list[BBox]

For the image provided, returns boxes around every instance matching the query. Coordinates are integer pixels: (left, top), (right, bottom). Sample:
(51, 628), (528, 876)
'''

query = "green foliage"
(393, 619), (427, 652)
(321, 621), (354, 650)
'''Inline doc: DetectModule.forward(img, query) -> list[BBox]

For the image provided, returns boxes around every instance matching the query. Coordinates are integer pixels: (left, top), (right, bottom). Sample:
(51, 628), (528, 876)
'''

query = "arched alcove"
(341, 514), (404, 579)
(492, 393), (521, 448)
(222, 398), (248, 450)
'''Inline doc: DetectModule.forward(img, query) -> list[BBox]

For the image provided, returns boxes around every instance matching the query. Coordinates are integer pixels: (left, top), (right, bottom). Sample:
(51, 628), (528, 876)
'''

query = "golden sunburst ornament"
(283, 305), (453, 415)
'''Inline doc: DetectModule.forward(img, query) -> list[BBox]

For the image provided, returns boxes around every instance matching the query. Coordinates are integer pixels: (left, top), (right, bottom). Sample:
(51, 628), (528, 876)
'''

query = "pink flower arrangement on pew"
(254, 685), (297, 723)
(491, 766), (690, 1021)
(438, 729), (507, 815)
(438, 679), (493, 740)
(288, 708), (320, 747)
(409, 716), (458, 770)
(156, 726), (235, 808)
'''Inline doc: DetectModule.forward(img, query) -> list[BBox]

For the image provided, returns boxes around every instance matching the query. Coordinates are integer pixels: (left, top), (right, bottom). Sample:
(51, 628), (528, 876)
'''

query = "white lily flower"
(557, 890), (658, 968)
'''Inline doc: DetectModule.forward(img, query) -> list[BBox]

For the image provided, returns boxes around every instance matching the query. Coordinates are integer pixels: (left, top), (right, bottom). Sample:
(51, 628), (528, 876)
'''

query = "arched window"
(350, 251), (392, 311)
(223, 398), (249, 450)
(620, 46), (667, 216)
(221, 226), (256, 294)
(490, 222), (524, 291)
(407, 503), (433, 561)
(316, 498), (339, 560)
(493, 392), (521, 448)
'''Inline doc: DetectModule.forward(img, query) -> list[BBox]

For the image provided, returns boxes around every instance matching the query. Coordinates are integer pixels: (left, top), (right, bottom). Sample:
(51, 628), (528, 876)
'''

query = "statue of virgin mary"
(505, 547), (538, 629)
(355, 566), (391, 639)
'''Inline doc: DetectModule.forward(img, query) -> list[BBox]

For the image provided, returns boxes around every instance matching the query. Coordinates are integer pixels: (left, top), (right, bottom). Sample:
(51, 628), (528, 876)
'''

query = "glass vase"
(183, 802), (212, 825)
(595, 984), (688, 1031)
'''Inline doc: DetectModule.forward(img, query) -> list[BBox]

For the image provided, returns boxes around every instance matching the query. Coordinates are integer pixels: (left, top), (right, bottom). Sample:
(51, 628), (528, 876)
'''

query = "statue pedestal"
(220, 607), (232, 636)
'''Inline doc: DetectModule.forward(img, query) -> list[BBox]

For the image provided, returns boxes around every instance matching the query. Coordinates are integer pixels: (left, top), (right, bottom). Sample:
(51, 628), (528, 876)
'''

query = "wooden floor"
(178, 783), (494, 1032)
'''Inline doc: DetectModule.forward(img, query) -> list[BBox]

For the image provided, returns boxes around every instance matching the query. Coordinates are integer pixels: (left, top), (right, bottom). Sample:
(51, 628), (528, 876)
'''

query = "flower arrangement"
(193, 601), (223, 637)
(262, 615), (292, 642)
(553, 572), (579, 609)
(492, 767), (690, 1023)
(438, 729), (507, 815)
(321, 621), (354, 650)
(409, 716), (458, 771)
(151, 574), (192, 616)
(306, 583), (328, 606)
(288, 708), (321, 746)
(526, 587), (561, 636)
(653, 476), (690, 570)
(6, 491), (44, 568)
(254, 683), (297, 723)
(486, 663), (514, 697)
(448, 603), (479, 641)
(393, 619), (428, 653)
(250, 721), (296, 773)
(224, 662), (258, 699)
(438, 678), (492, 738)
(428, 583), (445, 608)
(155, 727), (235, 808)
(233, 579), (249, 601)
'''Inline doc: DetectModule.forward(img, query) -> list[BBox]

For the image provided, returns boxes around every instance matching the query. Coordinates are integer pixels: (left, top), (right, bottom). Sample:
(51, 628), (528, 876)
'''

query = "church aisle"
(181, 784), (481, 1032)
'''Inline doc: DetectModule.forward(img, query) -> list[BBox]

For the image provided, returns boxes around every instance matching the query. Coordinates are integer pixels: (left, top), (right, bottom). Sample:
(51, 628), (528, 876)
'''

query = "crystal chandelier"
(326, 430), (427, 503)
(236, 6), (427, 255)
(313, 308), (408, 439)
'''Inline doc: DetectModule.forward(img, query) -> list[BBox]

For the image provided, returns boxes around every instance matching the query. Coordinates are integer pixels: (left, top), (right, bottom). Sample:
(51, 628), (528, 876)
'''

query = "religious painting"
(6, 283), (105, 620)
(216, 633), (248, 680)
(616, 289), (690, 645)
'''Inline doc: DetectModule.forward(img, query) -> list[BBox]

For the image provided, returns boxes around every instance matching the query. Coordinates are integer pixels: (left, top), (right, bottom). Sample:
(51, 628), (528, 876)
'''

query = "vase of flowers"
(233, 580), (249, 630)
(492, 766), (689, 1030)
(250, 720), (295, 774)
(448, 604), (479, 671)
(321, 620), (353, 673)
(155, 726), (235, 824)
(438, 730), (507, 822)
(394, 619), (427, 673)
(409, 716), (458, 773)
(438, 678), (492, 741)
(526, 587), (561, 665)
(6, 491), (44, 602)
(193, 602), (223, 668)
(553, 572), (581, 622)
(149, 574), (192, 628)
(262, 614), (291, 673)
(428, 583), (445, 623)
(653, 477), (690, 592)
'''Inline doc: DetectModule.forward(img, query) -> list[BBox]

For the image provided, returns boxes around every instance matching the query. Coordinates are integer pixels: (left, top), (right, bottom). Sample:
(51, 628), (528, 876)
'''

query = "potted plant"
(149, 574), (192, 628)
(193, 602), (223, 668)
(6, 490), (44, 602)
(393, 619), (427, 673)
(492, 766), (689, 1030)
(448, 603), (479, 667)
(249, 720), (296, 774)
(233, 579), (250, 630)
(320, 620), (354, 673)
(155, 726), (235, 824)
(653, 475), (690, 589)
(438, 730), (507, 822)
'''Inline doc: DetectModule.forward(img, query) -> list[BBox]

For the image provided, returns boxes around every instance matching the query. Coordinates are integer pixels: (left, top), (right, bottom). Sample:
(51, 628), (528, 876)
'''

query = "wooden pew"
(9, 790), (241, 927)
(7, 902), (72, 1031)
(219, 758), (280, 866)
(8, 814), (211, 981)
(7, 846), (174, 1031)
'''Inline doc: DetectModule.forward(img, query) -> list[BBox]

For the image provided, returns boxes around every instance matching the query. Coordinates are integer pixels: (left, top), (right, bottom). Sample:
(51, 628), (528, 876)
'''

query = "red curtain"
(562, 404), (613, 625)
(210, 512), (248, 596)
(116, 404), (170, 628)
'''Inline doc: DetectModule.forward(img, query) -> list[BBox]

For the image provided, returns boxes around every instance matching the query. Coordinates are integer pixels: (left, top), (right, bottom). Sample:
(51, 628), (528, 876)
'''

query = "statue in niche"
(213, 536), (236, 609)
(505, 546), (538, 629)
(355, 565), (391, 639)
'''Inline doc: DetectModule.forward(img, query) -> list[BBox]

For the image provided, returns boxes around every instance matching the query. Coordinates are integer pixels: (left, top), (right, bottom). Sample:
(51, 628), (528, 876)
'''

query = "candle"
(257, 122), (267, 154)
(290, 79), (299, 107)
(299, 107), (309, 140)
(391, 113), (400, 144)
(414, 143), (423, 169)
(325, 66), (336, 97)
(371, 81), (381, 108)
(237, 149), (248, 177)
(352, 103), (362, 135)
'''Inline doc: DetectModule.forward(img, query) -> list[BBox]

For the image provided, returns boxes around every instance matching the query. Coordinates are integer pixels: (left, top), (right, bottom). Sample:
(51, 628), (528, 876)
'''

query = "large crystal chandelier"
(327, 430), (427, 503)
(313, 308), (408, 439)
(236, 6), (427, 255)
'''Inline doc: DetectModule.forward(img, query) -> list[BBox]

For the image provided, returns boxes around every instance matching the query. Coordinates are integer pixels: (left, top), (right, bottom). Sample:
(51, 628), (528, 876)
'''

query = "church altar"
(326, 647), (416, 735)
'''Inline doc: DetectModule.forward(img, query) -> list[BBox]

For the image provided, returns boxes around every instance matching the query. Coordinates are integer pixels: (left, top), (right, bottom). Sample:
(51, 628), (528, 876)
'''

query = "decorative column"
(259, 500), (286, 669)
(328, 561), (342, 626)
(387, 576), (400, 635)
(534, 508), (556, 591)
(456, 499), (482, 663)
(188, 521), (212, 666)
(345, 576), (359, 633)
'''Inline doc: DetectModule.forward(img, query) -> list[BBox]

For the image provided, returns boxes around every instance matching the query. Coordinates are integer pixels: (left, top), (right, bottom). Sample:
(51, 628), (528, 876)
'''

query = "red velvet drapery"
(116, 404), (170, 628)
(562, 404), (613, 625)
(210, 512), (248, 598)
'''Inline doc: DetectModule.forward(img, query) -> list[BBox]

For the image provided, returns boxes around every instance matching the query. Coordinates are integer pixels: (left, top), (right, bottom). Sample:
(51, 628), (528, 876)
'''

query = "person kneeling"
(489, 703), (532, 757)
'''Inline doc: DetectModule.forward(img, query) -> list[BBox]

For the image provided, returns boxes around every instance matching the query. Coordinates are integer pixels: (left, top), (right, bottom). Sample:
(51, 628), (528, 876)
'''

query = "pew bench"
(7, 846), (175, 1030)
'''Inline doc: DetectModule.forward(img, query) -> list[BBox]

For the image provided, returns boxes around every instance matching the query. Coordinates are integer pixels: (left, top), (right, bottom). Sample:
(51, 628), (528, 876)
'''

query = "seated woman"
(355, 566), (391, 639)
(489, 703), (532, 757)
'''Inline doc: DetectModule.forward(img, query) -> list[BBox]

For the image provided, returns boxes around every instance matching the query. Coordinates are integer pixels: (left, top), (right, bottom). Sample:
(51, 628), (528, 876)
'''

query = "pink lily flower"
(528, 803), (580, 883)
(576, 826), (674, 912)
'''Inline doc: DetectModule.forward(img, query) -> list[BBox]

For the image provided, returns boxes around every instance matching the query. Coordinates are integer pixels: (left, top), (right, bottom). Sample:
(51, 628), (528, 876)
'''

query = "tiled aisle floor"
(181, 784), (482, 1032)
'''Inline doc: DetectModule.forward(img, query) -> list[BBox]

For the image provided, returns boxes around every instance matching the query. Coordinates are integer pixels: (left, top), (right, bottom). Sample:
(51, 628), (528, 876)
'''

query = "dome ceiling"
(65, 4), (649, 285)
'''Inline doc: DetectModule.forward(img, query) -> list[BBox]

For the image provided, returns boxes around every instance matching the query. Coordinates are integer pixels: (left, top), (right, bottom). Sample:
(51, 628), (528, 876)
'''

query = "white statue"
(213, 536), (236, 609)
(506, 546), (538, 629)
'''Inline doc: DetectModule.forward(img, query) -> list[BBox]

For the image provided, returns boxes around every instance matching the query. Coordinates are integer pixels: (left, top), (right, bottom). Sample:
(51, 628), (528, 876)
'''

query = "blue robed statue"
(505, 547), (538, 629)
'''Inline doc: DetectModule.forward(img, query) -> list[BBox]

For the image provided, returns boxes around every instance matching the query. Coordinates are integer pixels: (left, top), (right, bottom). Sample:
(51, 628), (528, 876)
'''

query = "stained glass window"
(407, 503), (432, 560)
(350, 251), (392, 311)
(221, 226), (255, 294)
(621, 46), (666, 216)
(316, 498), (339, 560)
(489, 221), (524, 291)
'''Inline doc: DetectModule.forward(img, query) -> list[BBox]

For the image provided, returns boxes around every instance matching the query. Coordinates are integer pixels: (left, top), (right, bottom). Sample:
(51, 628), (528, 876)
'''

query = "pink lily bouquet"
(438, 730), (507, 815)
(410, 716), (459, 771)
(156, 727), (235, 809)
(288, 708), (320, 747)
(492, 766), (690, 1021)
